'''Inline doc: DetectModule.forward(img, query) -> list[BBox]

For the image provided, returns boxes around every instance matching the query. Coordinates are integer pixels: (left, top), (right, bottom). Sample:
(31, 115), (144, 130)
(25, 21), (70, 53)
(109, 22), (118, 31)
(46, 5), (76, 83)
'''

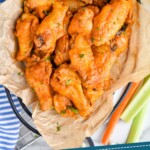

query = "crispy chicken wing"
(93, 45), (114, 77)
(34, 2), (68, 57)
(83, 88), (103, 105)
(93, 44), (115, 90)
(84, 45), (112, 105)
(51, 64), (91, 117)
(93, 24), (132, 90)
(69, 34), (102, 90)
(69, 34), (103, 104)
(53, 94), (76, 117)
(60, 0), (86, 14)
(26, 57), (53, 111)
(92, 0), (131, 46)
(68, 7), (94, 37)
(112, 24), (132, 56)
(24, 0), (53, 19)
(15, 13), (39, 61)
(68, 6), (99, 46)
(79, 25), (131, 104)
(54, 34), (70, 66)
(25, 54), (41, 67)
(86, 5), (100, 16)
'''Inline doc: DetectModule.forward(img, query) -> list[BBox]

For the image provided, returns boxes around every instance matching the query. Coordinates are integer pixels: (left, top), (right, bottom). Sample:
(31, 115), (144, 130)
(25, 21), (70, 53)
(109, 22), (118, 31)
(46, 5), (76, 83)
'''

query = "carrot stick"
(101, 81), (142, 145)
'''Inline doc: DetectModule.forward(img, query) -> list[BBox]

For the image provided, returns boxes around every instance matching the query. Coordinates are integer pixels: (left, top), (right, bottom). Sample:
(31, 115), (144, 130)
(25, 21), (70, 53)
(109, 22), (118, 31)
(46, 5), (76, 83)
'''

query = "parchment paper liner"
(0, 0), (150, 149)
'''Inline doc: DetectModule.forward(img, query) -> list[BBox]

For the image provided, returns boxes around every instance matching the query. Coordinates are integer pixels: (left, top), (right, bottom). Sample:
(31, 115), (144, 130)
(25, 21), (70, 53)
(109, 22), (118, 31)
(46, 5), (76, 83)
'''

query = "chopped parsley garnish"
(31, 88), (35, 92)
(100, 51), (104, 54)
(69, 107), (78, 114)
(50, 106), (54, 110)
(57, 23), (61, 26)
(56, 49), (60, 54)
(56, 122), (61, 132)
(17, 72), (21, 75)
(56, 23), (61, 28)
(61, 110), (66, 114)
(66, 79), (72, 86)
(79, 54), (84, 58)
(17, 72), (24, 76)
(91, 37), (95, 43)
(45, 56), (51, 62)
(96, 27), (100, 30)
(57, 64), (61, 67)
(43, 10), (49, 16)
(122, 31), (126, 35)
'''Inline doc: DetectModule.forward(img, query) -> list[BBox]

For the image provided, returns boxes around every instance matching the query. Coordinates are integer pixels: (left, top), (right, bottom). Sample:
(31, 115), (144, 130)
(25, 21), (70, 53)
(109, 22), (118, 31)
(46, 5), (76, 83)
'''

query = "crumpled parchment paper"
(0, 0), (150, 149)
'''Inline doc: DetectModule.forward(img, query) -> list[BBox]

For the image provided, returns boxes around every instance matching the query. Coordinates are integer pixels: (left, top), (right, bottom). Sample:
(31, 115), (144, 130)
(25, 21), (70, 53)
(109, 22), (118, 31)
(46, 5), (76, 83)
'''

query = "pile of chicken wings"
(15, 0), (132, 117)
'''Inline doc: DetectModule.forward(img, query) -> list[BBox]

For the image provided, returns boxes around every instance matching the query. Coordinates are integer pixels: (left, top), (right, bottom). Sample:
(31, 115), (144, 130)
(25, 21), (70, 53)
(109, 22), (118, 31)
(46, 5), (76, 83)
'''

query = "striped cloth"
(0, 85), (21, 150)
(0, 0), (21, 149)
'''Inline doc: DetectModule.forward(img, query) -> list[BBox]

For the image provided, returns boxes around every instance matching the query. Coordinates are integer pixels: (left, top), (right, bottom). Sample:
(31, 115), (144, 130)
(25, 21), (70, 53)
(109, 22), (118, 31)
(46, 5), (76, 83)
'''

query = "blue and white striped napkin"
(0, 85), (21, 150)
(0, 0), (21, 149)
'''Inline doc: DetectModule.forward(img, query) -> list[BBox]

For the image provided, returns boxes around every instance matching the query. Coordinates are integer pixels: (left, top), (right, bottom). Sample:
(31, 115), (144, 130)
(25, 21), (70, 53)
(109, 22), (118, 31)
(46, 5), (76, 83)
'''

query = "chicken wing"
(68, 7), (94, 38)
(86, 5), (100, 16)
(51, 64), (91, 117)
(112, 24), (132, 56)
(26, 57), (53, 111)
(24, 0), (53, 19)
(69, 34), (102, 90)
(60, 0), (86, 14)
(25, 54), (41, 67)
(83, 88), (103, 105)
(53, 94), (76, 117)
(34, 2), (68, 57)
(93, 24), (132, 90)
(92, 0), (131, 46)
(83, 45), (113, 105)
(54, 34), (70, 66)
(15, 13), (39, 61)
(79, 24), (131, 104)
(69, 34), (103, 104)
(93, 44), (116, 90)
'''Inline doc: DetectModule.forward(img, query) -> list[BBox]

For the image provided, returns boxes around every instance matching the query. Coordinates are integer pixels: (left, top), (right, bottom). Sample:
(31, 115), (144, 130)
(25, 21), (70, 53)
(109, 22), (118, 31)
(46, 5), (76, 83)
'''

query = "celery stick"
(121, 75), (150, 122)
(126, 104), (149, 143)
